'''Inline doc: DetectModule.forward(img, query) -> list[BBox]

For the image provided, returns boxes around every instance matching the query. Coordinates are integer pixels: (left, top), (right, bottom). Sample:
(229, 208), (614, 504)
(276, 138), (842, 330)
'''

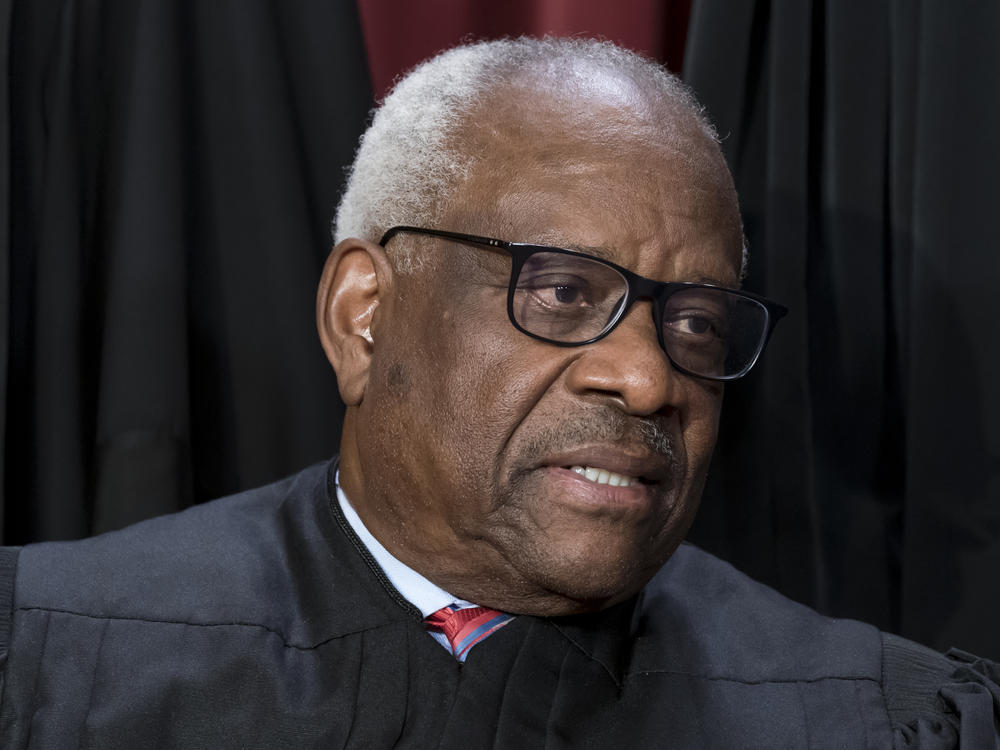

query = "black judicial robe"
(0, 462), (997, 748)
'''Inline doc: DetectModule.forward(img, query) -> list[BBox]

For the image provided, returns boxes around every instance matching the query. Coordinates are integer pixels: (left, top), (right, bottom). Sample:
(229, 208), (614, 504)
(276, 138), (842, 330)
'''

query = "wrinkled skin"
(322, 77), (744, 616)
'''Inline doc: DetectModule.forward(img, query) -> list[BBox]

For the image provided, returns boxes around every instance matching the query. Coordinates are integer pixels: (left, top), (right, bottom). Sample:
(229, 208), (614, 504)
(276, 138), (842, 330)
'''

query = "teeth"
(570, 465), (637, 488)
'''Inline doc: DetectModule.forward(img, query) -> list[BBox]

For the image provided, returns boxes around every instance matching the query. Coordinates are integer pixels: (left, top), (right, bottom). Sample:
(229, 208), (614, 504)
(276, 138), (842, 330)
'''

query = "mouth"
(536, 446), (672, 491)
(566, 465), (642, 488)
(511, 448), (679, 518)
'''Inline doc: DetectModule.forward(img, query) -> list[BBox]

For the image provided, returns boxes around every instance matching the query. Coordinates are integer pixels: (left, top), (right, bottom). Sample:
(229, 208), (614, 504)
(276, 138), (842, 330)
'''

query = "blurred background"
(2, 0), (997, 658)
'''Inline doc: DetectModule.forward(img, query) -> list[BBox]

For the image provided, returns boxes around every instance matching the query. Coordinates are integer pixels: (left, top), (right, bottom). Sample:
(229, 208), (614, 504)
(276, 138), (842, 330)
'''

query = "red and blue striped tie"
(425, 605), (514, 662)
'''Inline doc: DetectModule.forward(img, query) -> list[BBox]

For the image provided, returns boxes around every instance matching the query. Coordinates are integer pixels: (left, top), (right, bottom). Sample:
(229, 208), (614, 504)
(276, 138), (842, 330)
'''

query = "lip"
(537, 466), (656, 514)
(538, 446), (675, 485)
(523, 445), (679, 515)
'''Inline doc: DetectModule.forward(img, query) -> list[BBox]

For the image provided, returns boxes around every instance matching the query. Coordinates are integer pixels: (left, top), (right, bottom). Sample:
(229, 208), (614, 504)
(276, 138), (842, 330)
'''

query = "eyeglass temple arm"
(379, 226), (512, 250)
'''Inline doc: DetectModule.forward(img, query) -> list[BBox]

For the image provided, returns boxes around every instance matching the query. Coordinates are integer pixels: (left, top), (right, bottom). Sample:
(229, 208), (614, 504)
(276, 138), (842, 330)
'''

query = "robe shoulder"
(638, 544), (884, 681)
(4, 461), (404, 647)
(643, 545), (1000, 747)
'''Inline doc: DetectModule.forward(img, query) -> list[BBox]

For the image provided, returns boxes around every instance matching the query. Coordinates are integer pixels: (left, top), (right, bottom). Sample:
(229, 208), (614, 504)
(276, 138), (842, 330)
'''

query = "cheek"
(370, 302), (516, 470)
(434, 337), (571, 508)
(437, 327), (550, 464)
(681, 384), (724, 472)
(369, 270), (571, 492)
(429, 286), (536, 411)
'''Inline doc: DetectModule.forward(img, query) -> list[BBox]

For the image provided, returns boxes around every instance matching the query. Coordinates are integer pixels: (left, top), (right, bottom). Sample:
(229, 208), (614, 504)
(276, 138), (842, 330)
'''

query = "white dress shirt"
(335, 473), (474, 650)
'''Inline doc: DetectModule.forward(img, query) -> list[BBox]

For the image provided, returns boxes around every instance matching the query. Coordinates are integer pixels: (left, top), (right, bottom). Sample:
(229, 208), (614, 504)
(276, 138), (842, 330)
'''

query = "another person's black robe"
(0, 462), (997, 747)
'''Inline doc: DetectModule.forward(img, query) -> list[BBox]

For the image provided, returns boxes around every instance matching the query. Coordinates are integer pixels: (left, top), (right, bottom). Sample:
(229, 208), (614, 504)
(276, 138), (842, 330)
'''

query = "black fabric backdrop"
(2, 0), (997, 659)
(685, 0), (1000, 658)
(2, 0), (369, 542)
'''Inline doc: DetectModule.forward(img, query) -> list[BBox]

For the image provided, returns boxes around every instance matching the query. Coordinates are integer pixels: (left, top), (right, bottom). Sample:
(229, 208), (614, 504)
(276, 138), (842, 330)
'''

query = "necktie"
(425, 605), (514, 661)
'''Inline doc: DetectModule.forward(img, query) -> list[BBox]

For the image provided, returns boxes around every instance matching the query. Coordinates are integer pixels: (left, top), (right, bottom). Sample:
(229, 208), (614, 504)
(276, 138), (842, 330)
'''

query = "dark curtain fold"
(0, 0), (11, 543)
(684, 0), (1000, 658)
(3, 0), (372, 544)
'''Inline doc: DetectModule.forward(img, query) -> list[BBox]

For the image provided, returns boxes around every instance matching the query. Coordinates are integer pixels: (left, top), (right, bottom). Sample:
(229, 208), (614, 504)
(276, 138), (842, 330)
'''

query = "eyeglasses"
(379, 226), (788, 381)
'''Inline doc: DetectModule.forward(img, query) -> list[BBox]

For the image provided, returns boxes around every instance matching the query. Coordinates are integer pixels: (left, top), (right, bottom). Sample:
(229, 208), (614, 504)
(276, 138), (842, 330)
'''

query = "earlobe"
(316, 238), (390, 406)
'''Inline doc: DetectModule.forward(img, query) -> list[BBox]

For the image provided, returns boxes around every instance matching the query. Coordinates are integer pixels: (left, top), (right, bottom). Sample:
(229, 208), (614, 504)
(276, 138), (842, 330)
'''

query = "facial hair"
(508, 407), (681, 490)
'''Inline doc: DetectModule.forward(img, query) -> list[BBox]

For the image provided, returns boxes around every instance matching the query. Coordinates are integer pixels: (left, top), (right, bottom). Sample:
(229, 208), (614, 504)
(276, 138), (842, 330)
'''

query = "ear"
(317, 238), (392, 406)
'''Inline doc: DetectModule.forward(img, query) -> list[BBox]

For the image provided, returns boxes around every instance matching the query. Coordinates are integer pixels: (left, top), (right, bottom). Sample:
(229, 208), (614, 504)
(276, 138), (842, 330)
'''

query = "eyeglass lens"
(511, 251), (769, 379)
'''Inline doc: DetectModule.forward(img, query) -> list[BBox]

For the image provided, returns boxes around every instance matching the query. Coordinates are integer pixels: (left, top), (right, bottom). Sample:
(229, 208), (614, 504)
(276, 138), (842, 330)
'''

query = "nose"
(563, 301), (681, 416)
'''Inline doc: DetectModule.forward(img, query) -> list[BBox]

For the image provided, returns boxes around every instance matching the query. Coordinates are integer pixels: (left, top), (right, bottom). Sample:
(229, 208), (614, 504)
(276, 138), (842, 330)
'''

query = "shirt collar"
(335, 472), (473, 618)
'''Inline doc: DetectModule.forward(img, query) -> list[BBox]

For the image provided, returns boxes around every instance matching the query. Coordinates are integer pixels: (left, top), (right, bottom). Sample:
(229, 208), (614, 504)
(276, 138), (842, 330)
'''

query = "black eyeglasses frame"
(378, 225), (788, 381)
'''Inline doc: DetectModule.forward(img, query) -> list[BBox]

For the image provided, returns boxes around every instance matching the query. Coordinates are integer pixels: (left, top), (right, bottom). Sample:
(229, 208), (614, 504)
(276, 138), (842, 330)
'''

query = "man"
(1, 38), (997, 748)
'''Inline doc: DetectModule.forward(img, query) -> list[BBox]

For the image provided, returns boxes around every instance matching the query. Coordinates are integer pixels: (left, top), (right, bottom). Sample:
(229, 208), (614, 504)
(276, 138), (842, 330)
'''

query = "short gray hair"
(334, 37), (737, 272)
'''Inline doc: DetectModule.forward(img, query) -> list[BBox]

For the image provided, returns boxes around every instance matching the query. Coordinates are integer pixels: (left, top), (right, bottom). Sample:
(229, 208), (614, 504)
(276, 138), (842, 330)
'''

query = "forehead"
(441, 83), (744, 286)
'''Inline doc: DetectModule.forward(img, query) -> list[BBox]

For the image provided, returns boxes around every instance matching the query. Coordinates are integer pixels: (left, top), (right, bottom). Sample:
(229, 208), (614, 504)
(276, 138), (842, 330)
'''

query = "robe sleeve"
(883, 632), (1000, 747)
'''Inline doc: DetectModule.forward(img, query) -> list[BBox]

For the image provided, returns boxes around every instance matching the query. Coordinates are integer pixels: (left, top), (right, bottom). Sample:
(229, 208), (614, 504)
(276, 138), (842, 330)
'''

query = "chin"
(510, 541), (676, 616)
(510, 578), (645, 617)
(488, 473), (700, 614)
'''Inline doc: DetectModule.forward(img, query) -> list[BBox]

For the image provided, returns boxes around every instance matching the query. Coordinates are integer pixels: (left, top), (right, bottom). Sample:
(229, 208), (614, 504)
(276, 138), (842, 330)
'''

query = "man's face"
(348, 86), (743, 615)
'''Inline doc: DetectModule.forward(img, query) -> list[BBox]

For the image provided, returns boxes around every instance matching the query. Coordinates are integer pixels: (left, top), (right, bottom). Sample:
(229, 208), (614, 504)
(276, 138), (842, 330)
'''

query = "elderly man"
(1, 38), (997, 748)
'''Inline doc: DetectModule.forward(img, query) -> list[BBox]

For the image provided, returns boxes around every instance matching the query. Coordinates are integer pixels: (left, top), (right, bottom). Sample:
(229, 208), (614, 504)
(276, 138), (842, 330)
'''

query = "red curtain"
(358, 0), (692, 100)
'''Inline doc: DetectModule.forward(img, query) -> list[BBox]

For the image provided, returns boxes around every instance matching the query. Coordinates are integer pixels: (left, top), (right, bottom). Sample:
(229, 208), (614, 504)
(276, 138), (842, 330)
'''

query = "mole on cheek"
(386, 362), (412, 397)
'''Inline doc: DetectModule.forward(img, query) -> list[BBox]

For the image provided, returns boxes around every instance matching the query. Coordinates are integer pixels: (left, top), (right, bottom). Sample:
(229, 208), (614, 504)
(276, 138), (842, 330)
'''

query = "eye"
(523, 274), (594, 309)
(553, 283), (584, 305)
(670, 315), (714, 335)
(512, 251), (629, 341)
(664, 309), (726, 338)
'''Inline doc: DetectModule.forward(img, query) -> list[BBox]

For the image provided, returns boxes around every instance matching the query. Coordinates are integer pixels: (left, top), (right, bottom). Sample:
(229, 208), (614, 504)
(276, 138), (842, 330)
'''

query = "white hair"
(334, 37), (745, 274)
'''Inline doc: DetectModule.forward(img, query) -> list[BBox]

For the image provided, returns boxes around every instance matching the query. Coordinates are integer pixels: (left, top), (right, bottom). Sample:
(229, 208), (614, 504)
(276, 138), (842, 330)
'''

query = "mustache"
(518, 410), (677, 464)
